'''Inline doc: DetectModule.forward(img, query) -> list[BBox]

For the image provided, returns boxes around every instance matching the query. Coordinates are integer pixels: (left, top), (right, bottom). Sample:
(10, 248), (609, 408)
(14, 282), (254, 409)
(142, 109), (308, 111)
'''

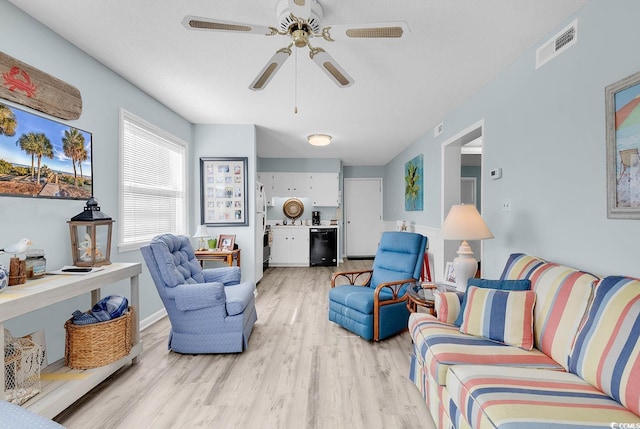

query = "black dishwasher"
(309, 228), (338, 266)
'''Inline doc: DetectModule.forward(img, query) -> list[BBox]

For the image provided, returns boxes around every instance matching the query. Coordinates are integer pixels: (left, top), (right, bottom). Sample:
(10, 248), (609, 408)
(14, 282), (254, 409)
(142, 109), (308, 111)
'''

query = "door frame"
(440, 119), (485, 277)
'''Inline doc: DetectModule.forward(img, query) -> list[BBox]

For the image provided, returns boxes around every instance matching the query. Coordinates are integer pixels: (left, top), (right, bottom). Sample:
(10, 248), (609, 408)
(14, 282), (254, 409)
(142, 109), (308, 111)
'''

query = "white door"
(344, 178), (383, 257)
(461, 177), (477, 207)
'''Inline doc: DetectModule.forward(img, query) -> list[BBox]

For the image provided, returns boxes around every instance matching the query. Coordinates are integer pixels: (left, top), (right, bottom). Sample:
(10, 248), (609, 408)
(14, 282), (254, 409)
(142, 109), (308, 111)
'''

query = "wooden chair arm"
(373, 278), (417, 306)
(331, 269), (373, 288)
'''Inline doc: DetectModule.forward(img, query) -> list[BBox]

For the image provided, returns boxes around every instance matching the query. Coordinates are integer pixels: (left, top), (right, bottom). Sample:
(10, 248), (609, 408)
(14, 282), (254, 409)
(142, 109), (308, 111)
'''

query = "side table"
(194, 249), (241, 268)
(406, 283), (436, 315)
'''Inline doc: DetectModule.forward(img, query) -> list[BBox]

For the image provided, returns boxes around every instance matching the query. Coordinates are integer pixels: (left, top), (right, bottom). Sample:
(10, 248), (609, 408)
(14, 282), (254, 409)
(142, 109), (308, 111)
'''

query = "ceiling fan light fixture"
(308, 134), (332, 146)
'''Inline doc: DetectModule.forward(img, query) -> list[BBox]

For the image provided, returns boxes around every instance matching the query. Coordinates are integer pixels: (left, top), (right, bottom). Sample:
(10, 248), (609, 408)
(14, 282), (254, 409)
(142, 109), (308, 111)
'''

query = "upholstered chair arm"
(330, 269), (373, 288)
(203, 266), (241, 286)
(166, 282), (226, 311)
(373, 278), (417, 306)
(224, 281), (256, 316)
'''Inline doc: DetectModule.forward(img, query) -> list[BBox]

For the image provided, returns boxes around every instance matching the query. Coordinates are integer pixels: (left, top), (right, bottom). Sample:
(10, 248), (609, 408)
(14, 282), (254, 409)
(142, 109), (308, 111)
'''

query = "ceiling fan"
(182, 0), (408, 91)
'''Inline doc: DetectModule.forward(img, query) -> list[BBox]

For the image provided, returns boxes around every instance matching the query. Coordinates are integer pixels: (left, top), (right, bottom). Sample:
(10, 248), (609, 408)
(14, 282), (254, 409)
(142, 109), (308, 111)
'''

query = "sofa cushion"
(329, 285), (395, 314)
(499, 253), (546, 280)
(447, 365), (640, 429)
(499, 253), (600, 370)
(453, 278), (531, 327)
(460, 286), (536, 350)
(408, 313), (563, 386)
(527, 262), (599, 370)
(569, 275), (640, 417)
(434, 290), (462, 325)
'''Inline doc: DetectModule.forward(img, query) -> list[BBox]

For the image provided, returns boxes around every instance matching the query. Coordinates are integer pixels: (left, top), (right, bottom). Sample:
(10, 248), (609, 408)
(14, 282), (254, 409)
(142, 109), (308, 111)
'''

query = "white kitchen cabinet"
(257, 172), (275, 206)
(272, 173), (311, 198)
(270, 227), (309, 266)
(258, 171), (340, 206)
(310, 173), (340, 206)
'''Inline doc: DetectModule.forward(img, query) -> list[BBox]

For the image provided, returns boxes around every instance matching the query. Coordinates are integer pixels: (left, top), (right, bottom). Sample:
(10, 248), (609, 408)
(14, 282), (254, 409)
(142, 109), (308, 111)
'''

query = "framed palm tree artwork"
(0, 101), (92, 200)
(405, 154), (423, 211)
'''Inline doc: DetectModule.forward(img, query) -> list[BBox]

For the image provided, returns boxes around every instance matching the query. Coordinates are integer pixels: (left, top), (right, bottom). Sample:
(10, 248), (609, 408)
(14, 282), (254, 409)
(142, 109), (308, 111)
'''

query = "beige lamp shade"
(193, 225), (209, 251)
(440, 204), (494, 292)
(193, 224), (209, 239)
(440, 204), (494, 241)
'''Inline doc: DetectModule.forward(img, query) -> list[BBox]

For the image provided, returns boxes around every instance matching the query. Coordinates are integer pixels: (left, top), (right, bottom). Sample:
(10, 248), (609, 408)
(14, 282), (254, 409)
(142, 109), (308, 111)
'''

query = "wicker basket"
(64, 308), (133, 369)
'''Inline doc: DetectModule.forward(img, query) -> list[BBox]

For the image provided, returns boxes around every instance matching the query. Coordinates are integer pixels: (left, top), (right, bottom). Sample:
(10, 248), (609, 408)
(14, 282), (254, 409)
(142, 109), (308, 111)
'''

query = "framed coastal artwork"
(200, 157), (249, 226)
(606, 70), (640, 219)
(0, 101), (92, 200)
(405, 154), (424, 211)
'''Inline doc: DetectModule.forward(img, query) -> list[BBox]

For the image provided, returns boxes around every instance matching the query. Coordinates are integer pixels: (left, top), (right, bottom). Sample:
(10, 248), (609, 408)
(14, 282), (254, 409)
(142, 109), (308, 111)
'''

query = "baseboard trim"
(140, 308), (167, 331)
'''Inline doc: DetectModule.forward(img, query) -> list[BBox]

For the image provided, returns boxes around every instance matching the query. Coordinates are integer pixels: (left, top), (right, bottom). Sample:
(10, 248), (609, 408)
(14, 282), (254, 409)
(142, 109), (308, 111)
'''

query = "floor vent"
(536, 19), (577, 69)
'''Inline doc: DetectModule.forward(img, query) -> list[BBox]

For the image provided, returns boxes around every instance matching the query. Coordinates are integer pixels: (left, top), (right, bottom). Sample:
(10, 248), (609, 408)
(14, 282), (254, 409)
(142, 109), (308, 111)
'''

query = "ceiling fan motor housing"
(277, 0), (323, 34)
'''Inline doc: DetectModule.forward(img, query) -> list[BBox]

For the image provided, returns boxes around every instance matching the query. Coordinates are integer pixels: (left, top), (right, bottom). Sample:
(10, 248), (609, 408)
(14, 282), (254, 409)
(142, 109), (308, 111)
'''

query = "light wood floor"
(54, 260), (435, 429)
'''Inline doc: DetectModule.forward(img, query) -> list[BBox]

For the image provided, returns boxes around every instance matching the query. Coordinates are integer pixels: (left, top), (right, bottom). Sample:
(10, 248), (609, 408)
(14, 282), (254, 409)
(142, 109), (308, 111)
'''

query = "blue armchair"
(328, 231), (427, 341)
(141, 234), (257, 354)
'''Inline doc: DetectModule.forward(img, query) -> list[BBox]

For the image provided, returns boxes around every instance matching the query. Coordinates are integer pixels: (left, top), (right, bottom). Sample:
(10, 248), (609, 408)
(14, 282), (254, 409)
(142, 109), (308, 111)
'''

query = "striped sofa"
(409, 253), (640, 429)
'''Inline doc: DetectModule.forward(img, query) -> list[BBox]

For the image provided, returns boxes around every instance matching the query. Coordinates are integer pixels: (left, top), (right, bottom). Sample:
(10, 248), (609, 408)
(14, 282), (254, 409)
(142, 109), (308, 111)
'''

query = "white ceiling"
(8, 0), (587, 166)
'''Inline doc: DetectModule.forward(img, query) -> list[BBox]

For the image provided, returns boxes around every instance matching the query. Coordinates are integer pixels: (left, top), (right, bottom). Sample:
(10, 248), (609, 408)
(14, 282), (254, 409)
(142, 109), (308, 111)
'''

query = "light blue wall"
(384, 0), (640, 279)
(193, 124), (258, 282)
(258, 157), (341, 173)
(343, 165), (385, 178)
(0, 1), (193, 360)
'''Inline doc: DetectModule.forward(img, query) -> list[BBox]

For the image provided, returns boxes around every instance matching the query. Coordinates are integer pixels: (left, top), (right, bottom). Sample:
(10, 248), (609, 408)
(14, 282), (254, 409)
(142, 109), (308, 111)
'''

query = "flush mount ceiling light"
(308, 134), (332, 146)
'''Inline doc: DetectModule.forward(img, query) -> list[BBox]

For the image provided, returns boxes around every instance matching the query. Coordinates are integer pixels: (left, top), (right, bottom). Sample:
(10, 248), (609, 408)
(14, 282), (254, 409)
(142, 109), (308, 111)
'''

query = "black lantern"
(67, 197), (114, 267)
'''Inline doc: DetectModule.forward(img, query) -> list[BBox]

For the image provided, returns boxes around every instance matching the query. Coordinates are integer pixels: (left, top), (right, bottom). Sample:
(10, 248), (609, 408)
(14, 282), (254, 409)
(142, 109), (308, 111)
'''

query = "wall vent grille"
(536, 19), (577, 69)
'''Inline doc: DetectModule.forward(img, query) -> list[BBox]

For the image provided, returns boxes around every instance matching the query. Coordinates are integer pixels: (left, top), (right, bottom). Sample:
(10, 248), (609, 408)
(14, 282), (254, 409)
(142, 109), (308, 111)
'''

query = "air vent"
(536, 19), (577, 69)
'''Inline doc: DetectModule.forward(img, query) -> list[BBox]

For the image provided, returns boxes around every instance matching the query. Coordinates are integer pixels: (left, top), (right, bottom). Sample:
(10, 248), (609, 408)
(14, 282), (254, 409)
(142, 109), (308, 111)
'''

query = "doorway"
(441, 120), (484, 276)
(344, 178), (383, 257)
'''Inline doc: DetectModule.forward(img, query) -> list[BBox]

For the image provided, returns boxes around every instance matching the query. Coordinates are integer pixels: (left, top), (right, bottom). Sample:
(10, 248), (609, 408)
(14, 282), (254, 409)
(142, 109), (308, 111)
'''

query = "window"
(119, 109), (187, 251)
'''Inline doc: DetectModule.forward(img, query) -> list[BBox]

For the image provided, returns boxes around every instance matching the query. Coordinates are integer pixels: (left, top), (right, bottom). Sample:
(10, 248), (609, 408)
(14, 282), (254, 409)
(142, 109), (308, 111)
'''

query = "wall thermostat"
(490, 168), (502, 180)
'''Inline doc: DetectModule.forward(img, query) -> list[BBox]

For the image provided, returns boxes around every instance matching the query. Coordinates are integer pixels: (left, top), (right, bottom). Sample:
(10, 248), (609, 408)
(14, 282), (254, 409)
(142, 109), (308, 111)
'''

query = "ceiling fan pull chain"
(294, 46), (298, 114)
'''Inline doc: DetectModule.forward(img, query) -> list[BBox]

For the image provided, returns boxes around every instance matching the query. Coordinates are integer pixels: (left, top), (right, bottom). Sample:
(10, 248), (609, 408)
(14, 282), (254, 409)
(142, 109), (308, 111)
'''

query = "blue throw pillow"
(453, 278), (531, 327)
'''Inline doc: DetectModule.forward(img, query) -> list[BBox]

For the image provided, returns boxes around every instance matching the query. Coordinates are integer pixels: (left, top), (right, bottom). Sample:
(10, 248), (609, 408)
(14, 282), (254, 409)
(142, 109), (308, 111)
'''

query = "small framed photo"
(443, 262), (456, 287)
(217, 234), (236, 251)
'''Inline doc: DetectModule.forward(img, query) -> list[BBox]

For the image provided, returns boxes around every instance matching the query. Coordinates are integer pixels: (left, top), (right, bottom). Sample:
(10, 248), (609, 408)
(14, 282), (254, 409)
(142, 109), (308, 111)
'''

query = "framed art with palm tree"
(405, 154), (423, 211)
(0, 101), (92, 200)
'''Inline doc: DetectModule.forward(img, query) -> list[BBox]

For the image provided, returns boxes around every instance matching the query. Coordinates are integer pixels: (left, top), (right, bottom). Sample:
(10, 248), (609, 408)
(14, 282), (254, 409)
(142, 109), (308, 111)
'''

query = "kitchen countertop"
(270, 224), (339, 229)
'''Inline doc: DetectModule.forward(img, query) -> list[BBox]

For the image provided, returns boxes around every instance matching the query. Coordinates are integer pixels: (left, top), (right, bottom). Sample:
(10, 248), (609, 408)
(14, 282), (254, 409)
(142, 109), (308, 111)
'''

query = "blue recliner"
(328, 231), (427, 341)
(141, 234), (257, 354)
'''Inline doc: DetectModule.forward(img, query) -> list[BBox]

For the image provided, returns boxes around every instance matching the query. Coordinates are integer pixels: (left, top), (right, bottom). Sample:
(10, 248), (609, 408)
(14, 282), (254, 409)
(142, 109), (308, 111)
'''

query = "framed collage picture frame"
(200, 157), (249, 226)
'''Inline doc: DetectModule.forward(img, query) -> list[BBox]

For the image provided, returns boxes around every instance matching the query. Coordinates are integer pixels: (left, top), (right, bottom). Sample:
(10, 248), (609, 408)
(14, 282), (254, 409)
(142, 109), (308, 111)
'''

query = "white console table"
(0, 262), (142, 419)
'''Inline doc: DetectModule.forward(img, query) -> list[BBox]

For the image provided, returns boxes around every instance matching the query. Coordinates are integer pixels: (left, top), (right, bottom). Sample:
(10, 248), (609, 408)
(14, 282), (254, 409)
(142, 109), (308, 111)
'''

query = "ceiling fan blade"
(249, 48), (292, 91)
(182, 15), (275, 36)
(321, 21), (409, 41)
(310, 48), (354, 88)
(288, 0), (311, 19)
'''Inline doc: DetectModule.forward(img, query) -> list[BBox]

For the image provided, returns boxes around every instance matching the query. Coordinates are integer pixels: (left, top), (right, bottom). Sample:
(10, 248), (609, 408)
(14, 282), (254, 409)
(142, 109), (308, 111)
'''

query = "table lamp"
(440, 204), (494, 292)
(193, 224), (210, 251)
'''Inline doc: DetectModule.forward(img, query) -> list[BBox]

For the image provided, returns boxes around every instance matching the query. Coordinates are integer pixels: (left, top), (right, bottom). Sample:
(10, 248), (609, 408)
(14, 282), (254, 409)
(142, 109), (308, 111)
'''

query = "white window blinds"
(119, 110), (187, 251)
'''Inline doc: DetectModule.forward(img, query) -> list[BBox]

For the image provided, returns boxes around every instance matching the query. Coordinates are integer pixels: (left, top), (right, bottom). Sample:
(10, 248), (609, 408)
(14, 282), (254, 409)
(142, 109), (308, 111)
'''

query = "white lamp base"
(452, 240), (478, 293)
